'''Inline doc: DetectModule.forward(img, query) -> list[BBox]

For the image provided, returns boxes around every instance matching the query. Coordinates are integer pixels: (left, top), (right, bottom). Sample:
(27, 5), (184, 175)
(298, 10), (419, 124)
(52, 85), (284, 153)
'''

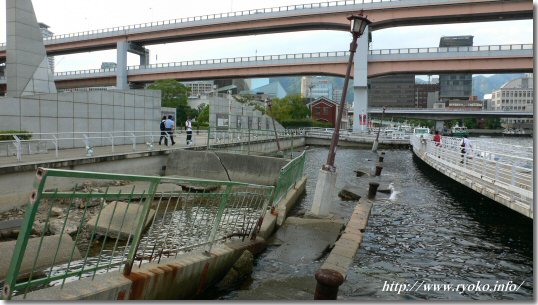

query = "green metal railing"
(2, 168), (273, 300)
(272, 151), (306, 206)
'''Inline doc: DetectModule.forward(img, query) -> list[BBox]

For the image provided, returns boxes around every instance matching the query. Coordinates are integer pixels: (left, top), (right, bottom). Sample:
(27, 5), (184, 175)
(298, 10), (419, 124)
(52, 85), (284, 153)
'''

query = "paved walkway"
(0, 134), (208, 168)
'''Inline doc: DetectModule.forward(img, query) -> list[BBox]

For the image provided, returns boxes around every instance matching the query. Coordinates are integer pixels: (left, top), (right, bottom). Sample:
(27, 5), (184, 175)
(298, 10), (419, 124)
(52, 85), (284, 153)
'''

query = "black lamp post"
(323, 12), (371, 172)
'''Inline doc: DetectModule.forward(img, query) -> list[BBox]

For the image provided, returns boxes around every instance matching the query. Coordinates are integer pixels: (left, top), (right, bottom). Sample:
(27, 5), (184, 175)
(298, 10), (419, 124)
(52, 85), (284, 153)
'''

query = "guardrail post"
(248, 128), (251, 155)
(146, 135), (154, 150)
(83, 134), (93, 157)
(205, 185), (232, 254)
(123, 179), (160, 276)
(130, 133), (136, 151)
(12, 135), (22, 162)
(108, 132), (115, 154)
(206, 127), (211, 150)
(52, 135), (59, 158)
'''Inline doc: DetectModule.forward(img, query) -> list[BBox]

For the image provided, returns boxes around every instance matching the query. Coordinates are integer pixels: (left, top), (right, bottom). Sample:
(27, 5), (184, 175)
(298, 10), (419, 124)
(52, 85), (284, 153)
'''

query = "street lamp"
(323, 12), (371, 172)
(311, 11), (371, 217)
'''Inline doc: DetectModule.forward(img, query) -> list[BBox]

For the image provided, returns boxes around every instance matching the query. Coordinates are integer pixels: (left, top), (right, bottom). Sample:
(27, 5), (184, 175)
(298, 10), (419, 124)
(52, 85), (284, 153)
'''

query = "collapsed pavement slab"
(265, 217), (344, 265)
(0, 234), (81, 281)
(86, 201), (155, 240)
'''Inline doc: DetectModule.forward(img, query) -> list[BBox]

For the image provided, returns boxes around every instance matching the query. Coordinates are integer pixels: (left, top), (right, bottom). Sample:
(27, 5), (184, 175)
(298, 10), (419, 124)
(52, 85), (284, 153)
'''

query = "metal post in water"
(375, 165), (383, 176)
(368, 182), (380, 199)
(314, 269), (344, 300)
(378, 152), (384, 163)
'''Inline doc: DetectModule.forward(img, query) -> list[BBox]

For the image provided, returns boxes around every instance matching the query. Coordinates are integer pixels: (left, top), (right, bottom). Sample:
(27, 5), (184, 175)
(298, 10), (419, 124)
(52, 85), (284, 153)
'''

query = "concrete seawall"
(0, 136), (303, 212)
(16, 238), (267, 300)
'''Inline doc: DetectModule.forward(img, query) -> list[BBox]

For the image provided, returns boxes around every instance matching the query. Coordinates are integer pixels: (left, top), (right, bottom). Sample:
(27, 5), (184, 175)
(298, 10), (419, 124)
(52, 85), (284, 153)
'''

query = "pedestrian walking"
(165, 115), (175, 145)
(158, 115), (167, 145)
(460, 135), (473, 163)
(186, 117), (193, 145)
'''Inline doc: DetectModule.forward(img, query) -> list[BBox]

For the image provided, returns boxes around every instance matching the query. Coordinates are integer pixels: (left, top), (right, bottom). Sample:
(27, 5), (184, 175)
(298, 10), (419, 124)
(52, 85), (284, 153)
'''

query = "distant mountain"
(472, 74), (526, 99)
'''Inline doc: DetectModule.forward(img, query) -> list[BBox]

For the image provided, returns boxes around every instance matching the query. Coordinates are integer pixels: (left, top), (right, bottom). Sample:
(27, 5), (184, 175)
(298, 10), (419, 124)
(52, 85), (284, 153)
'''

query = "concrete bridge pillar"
(435, 120), (445, 132)
(116, 41), (128, 90)
(352, 26), (369, 133)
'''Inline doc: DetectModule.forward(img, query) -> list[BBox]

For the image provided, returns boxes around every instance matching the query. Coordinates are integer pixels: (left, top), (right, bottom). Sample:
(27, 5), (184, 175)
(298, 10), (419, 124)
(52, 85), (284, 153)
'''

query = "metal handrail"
(2, 167), (274, 299)
(410, 134), (532, 210)
(43, 44), (532, 78)
(0, 0), (441, 47)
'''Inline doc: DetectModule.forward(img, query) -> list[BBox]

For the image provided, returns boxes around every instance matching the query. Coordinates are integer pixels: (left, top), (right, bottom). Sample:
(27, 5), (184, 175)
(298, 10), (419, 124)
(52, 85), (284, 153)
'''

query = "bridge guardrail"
(0, 0), (437, 47)
(411, 135), (532, 215)
(36, 44), (531, 79)
(2, 167), (274, 300)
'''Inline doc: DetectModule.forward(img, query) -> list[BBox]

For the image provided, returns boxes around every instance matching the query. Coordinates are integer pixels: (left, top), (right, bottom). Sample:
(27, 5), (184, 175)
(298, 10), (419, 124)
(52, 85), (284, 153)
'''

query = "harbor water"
(224, 136), (533, 301)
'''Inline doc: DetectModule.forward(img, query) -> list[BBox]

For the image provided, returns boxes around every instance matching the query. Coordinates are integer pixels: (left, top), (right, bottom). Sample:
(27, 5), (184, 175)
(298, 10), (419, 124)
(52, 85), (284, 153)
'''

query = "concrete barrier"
(165, 150), (288, 186)
(15, 238), (266, 300)
(0, 234), (81, 281)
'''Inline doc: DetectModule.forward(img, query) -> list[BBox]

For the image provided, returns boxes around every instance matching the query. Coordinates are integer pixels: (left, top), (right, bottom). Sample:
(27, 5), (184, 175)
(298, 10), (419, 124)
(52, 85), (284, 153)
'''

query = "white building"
(491, 76), (534, 127)
(182, 81), (215, 97)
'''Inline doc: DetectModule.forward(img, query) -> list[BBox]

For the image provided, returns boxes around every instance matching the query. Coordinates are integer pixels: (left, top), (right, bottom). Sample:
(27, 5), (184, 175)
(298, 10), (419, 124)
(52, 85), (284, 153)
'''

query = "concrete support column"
(310, 168), (337, 217)
(116, 41), (128, 90)
(352, 26), (369, 133)
(140, 49), (150, 66)
(435, 120), (444, 132)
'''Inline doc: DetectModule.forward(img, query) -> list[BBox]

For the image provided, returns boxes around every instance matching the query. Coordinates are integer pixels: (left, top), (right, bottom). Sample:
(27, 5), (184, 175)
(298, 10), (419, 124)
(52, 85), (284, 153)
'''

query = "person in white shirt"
(165, 115), (175, 145)
(185, 117), (193, 145)
(460, 135), (473, 163)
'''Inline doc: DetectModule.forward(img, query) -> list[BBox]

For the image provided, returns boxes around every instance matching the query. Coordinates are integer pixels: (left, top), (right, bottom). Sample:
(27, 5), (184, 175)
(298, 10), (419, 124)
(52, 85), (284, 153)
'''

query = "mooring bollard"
(314, 269), (345, 300)
(378, 155), (384, 163)
(375, 165), (383, 176)
(368, 182), (380, 199)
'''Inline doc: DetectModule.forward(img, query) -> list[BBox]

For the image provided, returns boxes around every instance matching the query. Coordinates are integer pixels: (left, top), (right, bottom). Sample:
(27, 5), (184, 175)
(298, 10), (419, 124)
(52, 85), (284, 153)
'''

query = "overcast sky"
(0, 0), (533, 73)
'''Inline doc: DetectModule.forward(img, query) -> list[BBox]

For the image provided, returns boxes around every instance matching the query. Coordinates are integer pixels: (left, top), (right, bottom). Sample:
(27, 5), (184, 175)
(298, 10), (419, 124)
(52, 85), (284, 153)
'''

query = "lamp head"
(347, 12), (371, 36)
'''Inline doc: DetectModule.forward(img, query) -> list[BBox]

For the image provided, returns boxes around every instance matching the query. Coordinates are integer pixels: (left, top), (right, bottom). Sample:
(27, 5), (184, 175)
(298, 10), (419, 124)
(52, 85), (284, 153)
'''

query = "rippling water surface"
(225, 136), (533, 301)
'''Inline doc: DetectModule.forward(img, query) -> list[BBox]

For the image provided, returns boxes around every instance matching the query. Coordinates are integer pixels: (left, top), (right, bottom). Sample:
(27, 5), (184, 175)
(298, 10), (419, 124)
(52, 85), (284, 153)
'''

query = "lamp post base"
(311, 168), (338, 217)
(372, 139), (379, 152)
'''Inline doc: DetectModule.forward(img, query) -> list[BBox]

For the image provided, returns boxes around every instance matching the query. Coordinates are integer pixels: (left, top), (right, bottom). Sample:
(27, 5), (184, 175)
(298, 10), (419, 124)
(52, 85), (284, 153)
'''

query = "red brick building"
(308, 97), (349, 129)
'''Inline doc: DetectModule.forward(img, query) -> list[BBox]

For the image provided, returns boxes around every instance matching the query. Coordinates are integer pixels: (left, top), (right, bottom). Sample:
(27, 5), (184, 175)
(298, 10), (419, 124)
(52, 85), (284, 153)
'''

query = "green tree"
(197, 104), (209, 123)
(267, 95), (309, 122)
(484, 118), (502, 129)
(147, 80), (190, 108)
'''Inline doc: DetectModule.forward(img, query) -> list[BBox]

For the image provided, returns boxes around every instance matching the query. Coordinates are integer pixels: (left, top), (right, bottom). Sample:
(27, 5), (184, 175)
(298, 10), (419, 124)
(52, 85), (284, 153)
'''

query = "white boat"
(413, 127), (430, 135)
(502, 128), (530, 137)
(450, 125), (469, 137)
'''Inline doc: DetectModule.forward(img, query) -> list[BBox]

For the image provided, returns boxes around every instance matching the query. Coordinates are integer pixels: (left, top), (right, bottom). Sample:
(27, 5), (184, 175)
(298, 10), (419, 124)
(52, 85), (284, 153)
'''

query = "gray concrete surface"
(265, 217), (344, 264)
(86, 201), (155, 240)
(0, 234), (81, 281)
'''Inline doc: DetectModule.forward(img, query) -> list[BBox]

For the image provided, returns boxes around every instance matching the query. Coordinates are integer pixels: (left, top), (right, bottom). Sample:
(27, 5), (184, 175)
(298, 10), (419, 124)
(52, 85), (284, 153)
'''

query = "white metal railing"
(411, 134), (533, 215)
(42, 44), (532, 79)
(0, 128), (293, 162)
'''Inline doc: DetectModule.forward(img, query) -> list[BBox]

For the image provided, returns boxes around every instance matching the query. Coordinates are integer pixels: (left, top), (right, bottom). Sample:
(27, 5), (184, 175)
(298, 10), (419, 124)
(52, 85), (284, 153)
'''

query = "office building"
(491, 76), (534, 127)
(368, 74), (415, 107)
(415, 83), (439, 108)
(301, 76), (334, 102)
(438, 36), (473, 103)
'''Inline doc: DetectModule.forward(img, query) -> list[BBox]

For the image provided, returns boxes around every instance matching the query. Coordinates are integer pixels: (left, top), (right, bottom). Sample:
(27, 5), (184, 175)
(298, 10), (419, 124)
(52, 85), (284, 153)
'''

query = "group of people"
(158, 115), (193, 146)
(431, 130), (473, 163)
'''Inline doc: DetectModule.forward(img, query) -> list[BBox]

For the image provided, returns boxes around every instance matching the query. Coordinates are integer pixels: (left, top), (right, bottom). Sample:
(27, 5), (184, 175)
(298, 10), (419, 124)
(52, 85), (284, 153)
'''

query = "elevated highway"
(0, 0), (532, 59)
(367, 107), (534, 119)
(0, 44), (531, 89)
